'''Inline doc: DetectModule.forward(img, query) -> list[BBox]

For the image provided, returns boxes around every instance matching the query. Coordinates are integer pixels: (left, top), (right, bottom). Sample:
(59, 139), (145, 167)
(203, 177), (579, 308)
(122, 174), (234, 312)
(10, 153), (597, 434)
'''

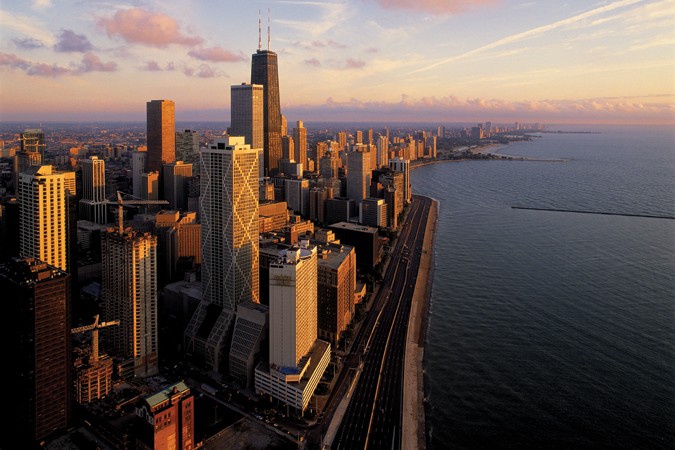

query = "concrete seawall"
(402, 196), (438, 450)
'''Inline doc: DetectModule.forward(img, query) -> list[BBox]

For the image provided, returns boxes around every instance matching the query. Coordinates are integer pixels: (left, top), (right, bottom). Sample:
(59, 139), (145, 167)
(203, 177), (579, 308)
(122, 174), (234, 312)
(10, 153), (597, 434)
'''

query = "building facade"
(102, 229), (159, 378)
(317, 243), (356, 345)
(146, 100), (176, 174)
(231, 83), (264, 151)
(251, 49), (282, 175)
(184, 137), (259, 373)
(135, 382), (194, 450)
(0, 257), (71, 445)
(347, 146), (371, 205)
(19, 165), (67, 271)
(80, 156), (108, 224)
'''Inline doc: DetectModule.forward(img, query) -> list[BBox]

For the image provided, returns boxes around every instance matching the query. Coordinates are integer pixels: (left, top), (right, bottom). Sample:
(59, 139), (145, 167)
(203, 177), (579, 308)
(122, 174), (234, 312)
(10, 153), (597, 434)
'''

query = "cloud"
(54, 29), (94, 53)
(32, 0), (52, 10)
(373, 0), (499, 15)
(0, 52), (69, 77)
(286, 94), (675, 124)
(304, 58), (321, 67)
(98, 8), (203, 48)
(187, 47), (244, 62)
(180, 63), (225, 78)
(411, 0), (643, 74)
(13, 38), (45, 50)
(345, 58), (366, 69)
(0, 11), (55, 46)
(74, 53), (117, 73)
(143, 60), (177, 72)
(311, 39), (347, 49)
(365, 47), (379, 53)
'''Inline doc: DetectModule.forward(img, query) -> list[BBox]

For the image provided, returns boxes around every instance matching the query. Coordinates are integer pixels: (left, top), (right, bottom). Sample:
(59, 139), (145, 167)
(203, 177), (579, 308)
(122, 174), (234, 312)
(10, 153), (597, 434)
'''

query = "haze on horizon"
(1, 0), (673, 125)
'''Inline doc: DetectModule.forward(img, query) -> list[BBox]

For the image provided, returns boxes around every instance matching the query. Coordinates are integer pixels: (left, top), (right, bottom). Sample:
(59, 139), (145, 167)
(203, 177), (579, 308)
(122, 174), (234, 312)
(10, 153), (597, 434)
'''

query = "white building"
(255, 244), (331, 414)
(19, 165), (67, 271)
(184, 136), (259, 374)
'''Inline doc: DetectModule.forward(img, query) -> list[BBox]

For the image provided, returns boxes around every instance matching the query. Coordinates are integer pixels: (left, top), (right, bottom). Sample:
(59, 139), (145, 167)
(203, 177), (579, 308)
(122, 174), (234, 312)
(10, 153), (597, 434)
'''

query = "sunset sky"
(1, 0), (673, 124)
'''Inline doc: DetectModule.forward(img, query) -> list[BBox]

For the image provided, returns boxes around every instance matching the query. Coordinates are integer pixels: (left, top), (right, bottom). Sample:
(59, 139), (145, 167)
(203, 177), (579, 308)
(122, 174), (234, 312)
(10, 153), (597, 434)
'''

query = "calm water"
(412, 125), (675, 450)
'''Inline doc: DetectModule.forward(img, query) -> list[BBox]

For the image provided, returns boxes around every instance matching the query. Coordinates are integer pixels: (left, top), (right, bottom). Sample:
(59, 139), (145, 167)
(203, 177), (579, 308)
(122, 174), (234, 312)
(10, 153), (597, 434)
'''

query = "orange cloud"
(374, 0), (499, 14)
(99, 8), (203, 48)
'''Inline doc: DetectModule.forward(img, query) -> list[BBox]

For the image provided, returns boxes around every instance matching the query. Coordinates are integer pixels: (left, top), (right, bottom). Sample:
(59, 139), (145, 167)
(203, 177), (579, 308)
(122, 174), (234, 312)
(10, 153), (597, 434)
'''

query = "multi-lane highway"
(331, 195), (432, 449)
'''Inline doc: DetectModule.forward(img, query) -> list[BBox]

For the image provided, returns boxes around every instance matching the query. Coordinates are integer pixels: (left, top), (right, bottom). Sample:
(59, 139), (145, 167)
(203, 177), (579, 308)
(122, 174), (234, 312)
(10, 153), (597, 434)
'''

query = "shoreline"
(402, 196), (438, 450)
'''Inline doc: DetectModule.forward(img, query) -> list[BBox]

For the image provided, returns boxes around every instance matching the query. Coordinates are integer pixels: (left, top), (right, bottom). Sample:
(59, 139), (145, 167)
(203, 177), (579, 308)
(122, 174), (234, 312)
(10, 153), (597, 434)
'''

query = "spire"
(267, 8), (271, 50)
(258, 9), (262, 50)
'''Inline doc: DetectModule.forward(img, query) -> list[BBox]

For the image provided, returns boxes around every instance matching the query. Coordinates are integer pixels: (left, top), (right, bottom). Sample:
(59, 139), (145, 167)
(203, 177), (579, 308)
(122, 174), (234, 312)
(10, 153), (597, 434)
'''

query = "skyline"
(1, 0), (674, 124)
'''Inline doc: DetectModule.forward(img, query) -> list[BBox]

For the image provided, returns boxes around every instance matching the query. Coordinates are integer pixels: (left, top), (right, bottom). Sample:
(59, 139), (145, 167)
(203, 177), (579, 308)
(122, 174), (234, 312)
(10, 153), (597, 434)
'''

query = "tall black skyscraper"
(0, 257), (72, 445)
(251, 47), (282, 176)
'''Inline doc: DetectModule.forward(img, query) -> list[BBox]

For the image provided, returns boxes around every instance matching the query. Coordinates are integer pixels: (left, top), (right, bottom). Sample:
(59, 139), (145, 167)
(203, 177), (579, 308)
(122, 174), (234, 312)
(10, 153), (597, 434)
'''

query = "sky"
(1, 0), (674, 124)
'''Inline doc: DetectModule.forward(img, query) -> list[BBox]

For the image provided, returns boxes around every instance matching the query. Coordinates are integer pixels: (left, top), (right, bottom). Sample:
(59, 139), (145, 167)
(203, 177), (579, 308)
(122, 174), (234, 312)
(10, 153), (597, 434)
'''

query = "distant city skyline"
(1, 0), (673, 124)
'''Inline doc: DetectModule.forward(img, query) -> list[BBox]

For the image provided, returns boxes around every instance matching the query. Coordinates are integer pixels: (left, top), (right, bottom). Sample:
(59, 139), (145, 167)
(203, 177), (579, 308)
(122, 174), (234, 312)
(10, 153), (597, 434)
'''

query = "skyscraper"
(146, 100), (176, 174)
(184, 136), (259, 373)
(13, 129), (44, 193)
(293, 120), (307, 169)
(0, 257), (71, 445)
(163, 161), (193, 210)
(175, 129), (200, 162)
(251, 49), (282, 175)
(19, 165), (67, 271)
(389, 157), (411, 204)
(102, 228), (159, 377)
(231, 83), (264, 150)
(132, 149), (147, 198)
(346, 145), (371, 205)
(269, 245), (317, 368)
(254, 243), (331, 414)
(80, 156), (108, 224)
(201, 136), (259, 309)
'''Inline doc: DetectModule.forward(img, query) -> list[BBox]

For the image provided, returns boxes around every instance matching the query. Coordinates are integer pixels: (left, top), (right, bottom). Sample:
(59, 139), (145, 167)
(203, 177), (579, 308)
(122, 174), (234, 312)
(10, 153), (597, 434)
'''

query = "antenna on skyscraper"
(267, 8), (271, 50)
(258, 9), (262, 50)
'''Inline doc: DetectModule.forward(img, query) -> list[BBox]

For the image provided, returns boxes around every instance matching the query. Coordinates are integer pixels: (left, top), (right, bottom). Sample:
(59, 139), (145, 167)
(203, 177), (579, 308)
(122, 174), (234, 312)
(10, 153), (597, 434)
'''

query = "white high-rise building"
(184, 136), (259, 373)
(80, 156), (108, 224)
(347, 145), (371, 205)
(269, 246), (318, 368)
(389, 157), (411, 204)
(102, 228), (158, 378)
(255, 243), (331, 413)
(18, 165), (67, 271)
(201, 136), (259, 309)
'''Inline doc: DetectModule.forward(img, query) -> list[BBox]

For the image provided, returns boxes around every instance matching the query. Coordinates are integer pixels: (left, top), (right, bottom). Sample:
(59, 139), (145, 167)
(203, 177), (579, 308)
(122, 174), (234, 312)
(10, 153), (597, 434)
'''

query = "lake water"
(412, 125), (675, 450)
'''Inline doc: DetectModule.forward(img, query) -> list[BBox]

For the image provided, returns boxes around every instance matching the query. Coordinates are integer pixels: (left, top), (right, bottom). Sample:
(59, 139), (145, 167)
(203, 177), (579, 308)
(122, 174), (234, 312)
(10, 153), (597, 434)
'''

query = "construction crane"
(104, 191), (169, 234)
(71, 315), (120, 364)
